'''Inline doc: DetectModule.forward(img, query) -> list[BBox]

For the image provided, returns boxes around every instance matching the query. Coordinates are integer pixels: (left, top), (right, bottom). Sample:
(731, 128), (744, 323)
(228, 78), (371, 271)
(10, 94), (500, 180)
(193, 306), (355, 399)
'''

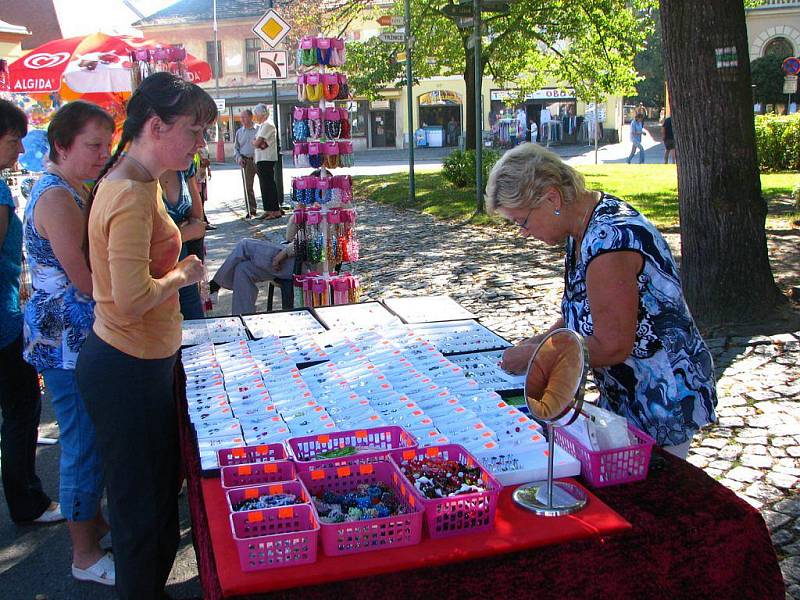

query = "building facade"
(135, 0), (623, 155)
(746, 0), (800, 61)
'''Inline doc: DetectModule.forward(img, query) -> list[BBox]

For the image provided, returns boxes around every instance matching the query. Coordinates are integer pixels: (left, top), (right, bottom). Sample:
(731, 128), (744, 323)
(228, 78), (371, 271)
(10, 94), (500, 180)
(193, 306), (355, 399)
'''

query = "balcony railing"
(753, 0), (800, 7)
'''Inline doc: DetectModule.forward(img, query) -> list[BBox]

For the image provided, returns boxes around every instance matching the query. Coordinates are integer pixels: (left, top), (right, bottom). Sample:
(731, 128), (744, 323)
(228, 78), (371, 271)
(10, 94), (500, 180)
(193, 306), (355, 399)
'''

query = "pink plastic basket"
(553, 423), (655, 487)
(230, 504), (319, 571)
(288, 426), (417, 472)
(299, 461), (423, 556)
(217, 443), (287, 468)
(227, 479), (312, 514)
(221, 460), (296, 489)
(389, 444), (501, 538)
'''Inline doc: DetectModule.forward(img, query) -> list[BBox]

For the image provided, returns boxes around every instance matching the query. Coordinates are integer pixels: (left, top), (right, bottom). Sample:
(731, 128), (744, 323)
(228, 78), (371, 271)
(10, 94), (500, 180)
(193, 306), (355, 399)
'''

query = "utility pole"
(404, 0), (415, 203)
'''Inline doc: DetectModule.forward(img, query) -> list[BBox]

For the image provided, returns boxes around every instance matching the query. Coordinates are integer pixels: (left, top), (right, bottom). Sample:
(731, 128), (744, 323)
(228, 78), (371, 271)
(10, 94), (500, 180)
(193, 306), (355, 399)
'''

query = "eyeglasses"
(516, 206), (535, 231)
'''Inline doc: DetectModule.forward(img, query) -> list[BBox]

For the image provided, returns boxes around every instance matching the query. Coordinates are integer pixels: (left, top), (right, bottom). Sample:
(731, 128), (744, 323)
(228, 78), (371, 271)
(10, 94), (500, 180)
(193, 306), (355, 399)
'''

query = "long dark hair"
(0, 98), (28, 139)
(85, 72), (217, 256)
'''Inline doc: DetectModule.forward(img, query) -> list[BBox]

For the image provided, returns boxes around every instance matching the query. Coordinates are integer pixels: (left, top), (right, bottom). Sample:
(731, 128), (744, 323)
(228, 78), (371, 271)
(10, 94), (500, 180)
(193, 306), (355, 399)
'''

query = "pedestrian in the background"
(626, 112), (647, 165)
(0, 99), (62, 527)
(233, 109), (257, 218)
(252, 104), (281, 220)
(662, 115), (675, 164)
(195, 143), (215, 230)
(530, 120), (538, 144)
(24, 100), (116, 586)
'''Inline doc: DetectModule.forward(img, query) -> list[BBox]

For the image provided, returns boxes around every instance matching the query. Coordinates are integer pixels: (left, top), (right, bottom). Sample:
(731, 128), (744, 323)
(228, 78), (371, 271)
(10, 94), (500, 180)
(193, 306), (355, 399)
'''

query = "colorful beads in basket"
(312, 483), (405, 523)
(397, 456), (486, 499)
(232, 493), (300, 512)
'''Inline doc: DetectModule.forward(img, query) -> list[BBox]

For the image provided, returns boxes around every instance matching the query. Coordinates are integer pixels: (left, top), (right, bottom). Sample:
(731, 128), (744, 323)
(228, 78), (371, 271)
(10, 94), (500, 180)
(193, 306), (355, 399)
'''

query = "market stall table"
(175, 371), (784, 600)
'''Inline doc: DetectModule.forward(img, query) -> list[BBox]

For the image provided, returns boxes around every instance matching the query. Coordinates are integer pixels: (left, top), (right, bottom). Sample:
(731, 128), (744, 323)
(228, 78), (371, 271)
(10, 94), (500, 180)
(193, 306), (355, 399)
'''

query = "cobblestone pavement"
(205, 194), (800, 597)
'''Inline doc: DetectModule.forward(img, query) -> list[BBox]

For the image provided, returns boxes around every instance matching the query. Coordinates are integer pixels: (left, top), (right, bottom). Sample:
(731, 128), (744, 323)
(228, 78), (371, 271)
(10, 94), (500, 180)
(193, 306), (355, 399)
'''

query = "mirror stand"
(512, 421), (587, 516)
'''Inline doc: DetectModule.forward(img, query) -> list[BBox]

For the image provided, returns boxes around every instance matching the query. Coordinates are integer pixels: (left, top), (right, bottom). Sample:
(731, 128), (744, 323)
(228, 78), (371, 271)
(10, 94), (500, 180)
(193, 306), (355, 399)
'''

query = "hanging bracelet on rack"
(325, 118), (342, 139)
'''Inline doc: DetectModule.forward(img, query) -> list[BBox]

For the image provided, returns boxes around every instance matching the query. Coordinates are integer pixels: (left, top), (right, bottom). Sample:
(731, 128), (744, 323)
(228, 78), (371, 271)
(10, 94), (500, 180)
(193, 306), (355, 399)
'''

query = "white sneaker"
(72, 552), (115, 586)
(33, 503), (65, 524)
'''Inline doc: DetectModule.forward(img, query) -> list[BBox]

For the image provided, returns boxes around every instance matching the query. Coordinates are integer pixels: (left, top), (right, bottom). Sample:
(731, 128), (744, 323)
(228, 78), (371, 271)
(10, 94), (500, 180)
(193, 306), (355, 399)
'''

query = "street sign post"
(252, 9), (291, 48)
(253, 4), (289, 203)
(377, 15), (404, 26)
(258, 50), (288, 79)
(213, 98), (226, 111)
(783, 75), (798, 95)
(443, 1), (508, 17)
(379, 32), (406, 43)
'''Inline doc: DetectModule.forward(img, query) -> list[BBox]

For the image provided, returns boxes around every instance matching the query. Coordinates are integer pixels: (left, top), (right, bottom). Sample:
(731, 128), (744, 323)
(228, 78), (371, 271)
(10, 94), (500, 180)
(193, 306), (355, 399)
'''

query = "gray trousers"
(212, 238), (294, 315)
(240, 158), (257, 215)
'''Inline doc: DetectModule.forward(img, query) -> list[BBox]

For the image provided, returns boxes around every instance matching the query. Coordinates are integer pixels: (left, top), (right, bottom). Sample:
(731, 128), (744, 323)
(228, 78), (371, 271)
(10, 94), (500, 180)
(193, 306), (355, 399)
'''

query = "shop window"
(206, 40), (223, 78)
(339, 100), (368, 137)
(245, 38), (262, 75)
(763, 37), (794, 61)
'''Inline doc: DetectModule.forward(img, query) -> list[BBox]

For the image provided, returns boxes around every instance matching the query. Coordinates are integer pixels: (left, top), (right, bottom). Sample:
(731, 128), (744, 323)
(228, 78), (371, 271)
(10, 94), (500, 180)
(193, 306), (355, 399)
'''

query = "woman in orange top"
(75, 72), (216, 600)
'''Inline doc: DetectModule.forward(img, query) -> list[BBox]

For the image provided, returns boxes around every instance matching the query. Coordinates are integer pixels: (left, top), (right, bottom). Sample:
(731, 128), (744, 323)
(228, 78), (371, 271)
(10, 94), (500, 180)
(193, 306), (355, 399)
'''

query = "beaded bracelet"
(323, 154), (339, 169)
(323, 82), (340, 101)
(300, 47), (316, 66)
(316, 46), (333, 66)
(293, 119), (309, 142)
(309, 152), (324, 168)
(336, 82), (349, 100)
(308, 116), (323, 139)
(324, 118), (342, 139)
(306, 82), (324, 102)
(339, 152), (354, 168)
(340, 118), (351, 139)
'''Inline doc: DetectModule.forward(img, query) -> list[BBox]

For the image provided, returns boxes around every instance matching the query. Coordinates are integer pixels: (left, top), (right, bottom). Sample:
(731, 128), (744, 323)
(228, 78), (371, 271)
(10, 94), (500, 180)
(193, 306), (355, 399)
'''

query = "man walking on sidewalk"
(234, 109), (258, 218)
(626, 112), (647, 164)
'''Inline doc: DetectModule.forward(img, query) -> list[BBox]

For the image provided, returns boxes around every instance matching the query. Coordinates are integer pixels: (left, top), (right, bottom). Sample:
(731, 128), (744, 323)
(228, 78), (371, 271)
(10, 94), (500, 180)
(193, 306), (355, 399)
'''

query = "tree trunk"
(660, 0), (785, 325)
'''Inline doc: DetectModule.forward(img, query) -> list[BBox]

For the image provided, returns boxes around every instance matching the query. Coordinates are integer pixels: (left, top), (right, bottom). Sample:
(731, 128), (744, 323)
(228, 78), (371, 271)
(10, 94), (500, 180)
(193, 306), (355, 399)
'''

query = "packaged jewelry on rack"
(290, 35), (360, 308)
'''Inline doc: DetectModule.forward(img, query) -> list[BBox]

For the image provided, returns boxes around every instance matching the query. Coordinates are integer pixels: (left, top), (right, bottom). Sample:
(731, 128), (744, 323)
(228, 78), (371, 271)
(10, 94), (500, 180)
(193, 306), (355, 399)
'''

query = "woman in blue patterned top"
(23, 101), (116, 585)
(0, 99), (61, 525)
(486, 143), (717, 458)
(159, 162), (206, 319)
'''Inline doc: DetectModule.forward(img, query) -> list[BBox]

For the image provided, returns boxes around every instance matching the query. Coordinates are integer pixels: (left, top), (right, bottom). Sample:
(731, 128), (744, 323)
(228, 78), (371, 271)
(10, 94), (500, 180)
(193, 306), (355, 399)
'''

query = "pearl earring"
(554, 209), (561, 216)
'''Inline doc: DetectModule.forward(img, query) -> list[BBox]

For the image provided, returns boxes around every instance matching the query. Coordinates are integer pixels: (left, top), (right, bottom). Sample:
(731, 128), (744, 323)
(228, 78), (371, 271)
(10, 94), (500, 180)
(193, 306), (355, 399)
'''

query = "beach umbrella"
(6, 32), (212, 95)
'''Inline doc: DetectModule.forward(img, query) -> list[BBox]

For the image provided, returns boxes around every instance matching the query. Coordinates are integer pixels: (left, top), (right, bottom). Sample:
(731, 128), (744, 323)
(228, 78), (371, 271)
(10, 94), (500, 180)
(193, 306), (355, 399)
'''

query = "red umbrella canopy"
(7, 32), (212, 94)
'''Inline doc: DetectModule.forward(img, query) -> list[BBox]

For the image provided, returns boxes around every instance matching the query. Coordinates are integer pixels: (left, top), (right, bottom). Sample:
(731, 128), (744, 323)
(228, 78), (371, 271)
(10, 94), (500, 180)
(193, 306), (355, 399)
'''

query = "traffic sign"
(377, 15), (404, 27)
(396, 51), (406, 62)
(379, 32), (405, 43)
(252, 9), (291, 48)
(784, 75), (798, 95)
(258, 50), (288, 80)
(443, 1), (508, 17)
(213, 98), (226, 111)
(782, 57), (800, 76)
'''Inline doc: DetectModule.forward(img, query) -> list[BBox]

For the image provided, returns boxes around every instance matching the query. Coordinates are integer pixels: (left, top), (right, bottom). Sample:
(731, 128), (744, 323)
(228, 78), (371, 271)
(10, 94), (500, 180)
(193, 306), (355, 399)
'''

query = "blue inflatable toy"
(19, 129), (49, 173)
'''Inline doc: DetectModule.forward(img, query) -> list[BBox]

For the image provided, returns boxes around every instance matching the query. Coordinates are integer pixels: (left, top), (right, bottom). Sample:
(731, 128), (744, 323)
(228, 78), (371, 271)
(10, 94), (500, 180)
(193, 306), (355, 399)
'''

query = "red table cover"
(203, 476), (630, 596)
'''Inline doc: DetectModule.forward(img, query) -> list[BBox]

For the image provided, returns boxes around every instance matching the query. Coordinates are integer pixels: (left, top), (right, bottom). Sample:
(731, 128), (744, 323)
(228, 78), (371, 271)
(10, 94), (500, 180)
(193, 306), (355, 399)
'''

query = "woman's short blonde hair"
(485, 143), (587, 214)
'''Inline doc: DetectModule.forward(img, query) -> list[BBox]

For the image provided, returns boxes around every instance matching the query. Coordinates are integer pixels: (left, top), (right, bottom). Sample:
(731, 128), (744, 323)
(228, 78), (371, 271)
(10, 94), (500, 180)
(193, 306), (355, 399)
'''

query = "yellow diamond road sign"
(253, 9), (291, 48)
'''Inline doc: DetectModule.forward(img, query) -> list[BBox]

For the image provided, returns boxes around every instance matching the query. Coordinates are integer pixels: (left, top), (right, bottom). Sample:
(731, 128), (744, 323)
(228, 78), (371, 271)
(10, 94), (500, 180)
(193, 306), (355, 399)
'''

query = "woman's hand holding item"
(175, 254), (204, 286)
(501, 343), (538, 375)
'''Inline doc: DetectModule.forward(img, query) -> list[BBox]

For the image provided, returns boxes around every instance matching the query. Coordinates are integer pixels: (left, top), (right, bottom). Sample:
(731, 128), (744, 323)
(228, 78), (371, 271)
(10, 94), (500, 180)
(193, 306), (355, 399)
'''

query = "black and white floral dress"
(561, 194), (717, 447)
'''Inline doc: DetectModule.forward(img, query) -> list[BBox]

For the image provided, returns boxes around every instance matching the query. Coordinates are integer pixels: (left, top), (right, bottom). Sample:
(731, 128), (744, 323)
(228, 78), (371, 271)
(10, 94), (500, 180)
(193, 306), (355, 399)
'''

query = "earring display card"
(182, 317), (248, 346)
(447, 350), (525, 396)
(408, 320), (512, 355)
(314, 301), (402, 331)
(382, 295), (477, 324)
(242, 309), (326, 339)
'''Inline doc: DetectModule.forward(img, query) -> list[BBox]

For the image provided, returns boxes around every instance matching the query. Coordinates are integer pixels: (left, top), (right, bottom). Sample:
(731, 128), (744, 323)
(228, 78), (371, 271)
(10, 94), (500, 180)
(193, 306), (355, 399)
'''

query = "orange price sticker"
(311, 469), (325, 480)
(268, 484), (283, 495)
(402, 450), (415, 460)
(358, 464), (374, 475)
(245, 488), (259, 499)
(247, 511), (264, 523)
(426, 447), (439, 457)
(337, 466), (352, 478)
(278, 507), (294, 519)
(355, 430), (368, 439)
(264, 463), (278, 473)
(473, 423), (484, 430)
(318, 435), (330, 444)
(256, 445), (268, 454)
(232, 448), (245, 458)
(238, 465), (252, 476)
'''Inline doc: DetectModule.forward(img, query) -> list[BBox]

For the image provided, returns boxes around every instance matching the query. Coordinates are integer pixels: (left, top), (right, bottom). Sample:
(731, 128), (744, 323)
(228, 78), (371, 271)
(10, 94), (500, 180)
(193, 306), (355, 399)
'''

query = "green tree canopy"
(751, 55), (788, 106)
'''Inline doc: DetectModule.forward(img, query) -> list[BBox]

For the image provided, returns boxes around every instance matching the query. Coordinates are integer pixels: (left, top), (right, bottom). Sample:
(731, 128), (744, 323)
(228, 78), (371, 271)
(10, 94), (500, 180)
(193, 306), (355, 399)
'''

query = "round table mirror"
(512, 328), (589, 516)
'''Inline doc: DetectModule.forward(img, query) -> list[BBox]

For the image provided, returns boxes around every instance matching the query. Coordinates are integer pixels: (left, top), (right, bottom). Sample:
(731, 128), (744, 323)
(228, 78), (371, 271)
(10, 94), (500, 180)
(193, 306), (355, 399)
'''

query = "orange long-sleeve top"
(88, 178), (183, 359)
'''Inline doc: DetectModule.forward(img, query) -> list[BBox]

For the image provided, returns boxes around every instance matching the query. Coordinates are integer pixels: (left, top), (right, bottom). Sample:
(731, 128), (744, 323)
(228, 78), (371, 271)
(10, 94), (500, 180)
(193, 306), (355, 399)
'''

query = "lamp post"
(213, 0), (225, 162)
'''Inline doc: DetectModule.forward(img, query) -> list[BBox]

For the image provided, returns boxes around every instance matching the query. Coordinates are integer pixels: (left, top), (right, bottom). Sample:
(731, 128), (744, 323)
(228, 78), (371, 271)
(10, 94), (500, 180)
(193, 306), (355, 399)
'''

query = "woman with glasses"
(487, 143), (717, 459)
